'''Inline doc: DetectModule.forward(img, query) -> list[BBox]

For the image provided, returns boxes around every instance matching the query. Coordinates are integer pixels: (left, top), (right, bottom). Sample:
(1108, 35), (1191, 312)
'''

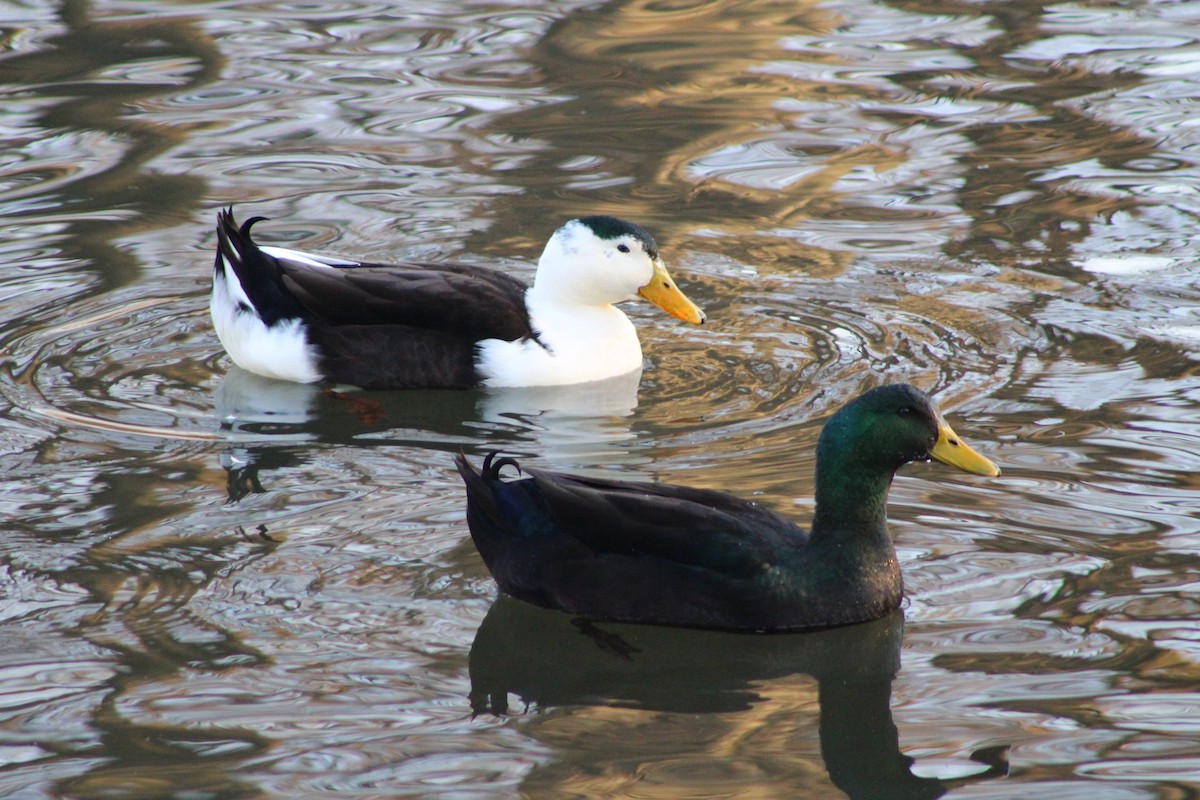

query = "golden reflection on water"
(472, 0), (877, 268)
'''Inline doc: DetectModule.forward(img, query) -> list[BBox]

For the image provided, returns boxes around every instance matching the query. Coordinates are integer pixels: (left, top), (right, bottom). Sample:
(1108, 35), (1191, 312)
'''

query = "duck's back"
(277, 259), (538, 388)
(277, 258), (532, 338)
(455, 454), (899, 632)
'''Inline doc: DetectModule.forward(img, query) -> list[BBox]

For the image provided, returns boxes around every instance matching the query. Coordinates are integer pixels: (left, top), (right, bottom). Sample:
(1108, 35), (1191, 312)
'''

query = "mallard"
(210, 209), (705, 389)
(455, 384), (1000, 632)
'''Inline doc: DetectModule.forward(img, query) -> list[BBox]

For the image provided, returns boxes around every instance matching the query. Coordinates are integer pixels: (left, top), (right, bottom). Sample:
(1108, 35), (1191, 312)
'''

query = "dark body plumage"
(214, 209), (536, 389)
(455, 384), (999, 632)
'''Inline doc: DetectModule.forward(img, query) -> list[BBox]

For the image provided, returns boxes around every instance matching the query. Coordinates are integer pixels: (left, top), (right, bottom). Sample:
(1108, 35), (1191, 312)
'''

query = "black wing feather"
(524, 467), (806, 577)
(456, 454), (815, 629)
(219, 208), (536, 343)
(279, 260), (535, 343)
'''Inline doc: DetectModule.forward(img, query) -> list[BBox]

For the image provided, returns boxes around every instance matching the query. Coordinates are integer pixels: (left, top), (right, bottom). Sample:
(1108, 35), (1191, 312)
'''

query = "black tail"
(455, 452), (527, 571)
(454, 451), (516, 523)
(213, 207), (307, 326)
(455, 452), (522, 487)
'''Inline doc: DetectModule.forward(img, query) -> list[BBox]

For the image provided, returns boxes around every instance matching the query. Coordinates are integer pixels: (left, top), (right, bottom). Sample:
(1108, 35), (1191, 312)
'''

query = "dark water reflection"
(471, 601), (1009, 799)
(3, 0), (1200, 797)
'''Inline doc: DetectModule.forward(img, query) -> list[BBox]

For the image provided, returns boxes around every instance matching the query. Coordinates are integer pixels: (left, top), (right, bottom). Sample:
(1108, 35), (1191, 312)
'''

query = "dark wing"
(524, 467), (807, 578)
(221, 210), (535, 342)
(279, 260), (535, 343)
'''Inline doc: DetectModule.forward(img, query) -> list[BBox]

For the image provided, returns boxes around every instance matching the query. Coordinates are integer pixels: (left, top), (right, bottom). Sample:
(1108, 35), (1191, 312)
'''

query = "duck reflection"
(214, 365), (647, 500)
(470, 598), (1008, 800)
(474, 367), (644, 469)
(215, 366), (327, 436)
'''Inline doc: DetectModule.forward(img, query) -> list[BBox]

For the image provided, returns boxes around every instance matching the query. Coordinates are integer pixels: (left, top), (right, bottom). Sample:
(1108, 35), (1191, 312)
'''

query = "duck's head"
(821, 384), (1000, 477)
(533, 216), (705, 324)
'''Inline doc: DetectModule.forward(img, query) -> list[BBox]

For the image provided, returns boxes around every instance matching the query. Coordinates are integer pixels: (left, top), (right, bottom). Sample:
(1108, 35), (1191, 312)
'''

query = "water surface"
(2, 0), (1200, 797)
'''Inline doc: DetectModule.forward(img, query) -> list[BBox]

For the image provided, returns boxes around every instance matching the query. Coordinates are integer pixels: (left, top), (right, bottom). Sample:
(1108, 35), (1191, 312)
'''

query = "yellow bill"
(930, 420), (1000, 477)
(637, 258), (706, 324)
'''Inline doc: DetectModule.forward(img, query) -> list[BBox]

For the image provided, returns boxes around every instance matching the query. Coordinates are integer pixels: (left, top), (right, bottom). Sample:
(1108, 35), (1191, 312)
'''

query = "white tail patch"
(210, 253), (322, 384)
(216, 249), (254, 311)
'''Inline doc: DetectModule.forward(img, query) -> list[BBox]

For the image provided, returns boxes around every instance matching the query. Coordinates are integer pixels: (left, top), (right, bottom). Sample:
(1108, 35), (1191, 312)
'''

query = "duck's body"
(210, 209), (704, 389)
(455, 384), (1000, 632)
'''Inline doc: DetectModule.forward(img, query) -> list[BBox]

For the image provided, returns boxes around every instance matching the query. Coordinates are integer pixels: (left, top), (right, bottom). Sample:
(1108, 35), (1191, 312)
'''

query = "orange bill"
(637, 258), (705, 324)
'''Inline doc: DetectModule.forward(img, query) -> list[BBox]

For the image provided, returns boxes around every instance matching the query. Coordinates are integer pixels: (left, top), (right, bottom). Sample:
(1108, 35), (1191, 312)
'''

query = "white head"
(531, 216), (705, 323)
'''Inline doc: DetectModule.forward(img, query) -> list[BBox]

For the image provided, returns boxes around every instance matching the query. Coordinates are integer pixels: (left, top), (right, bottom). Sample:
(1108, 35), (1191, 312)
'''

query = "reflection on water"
(0, 0), (219, 288)
(471, 600), (1009, 799)
(215, 365), (645, 472)
(3, 0), (1200, 796)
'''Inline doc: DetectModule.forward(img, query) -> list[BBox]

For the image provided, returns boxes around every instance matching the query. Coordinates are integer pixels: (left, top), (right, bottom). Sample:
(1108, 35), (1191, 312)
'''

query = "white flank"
(210, 253), (323, 384)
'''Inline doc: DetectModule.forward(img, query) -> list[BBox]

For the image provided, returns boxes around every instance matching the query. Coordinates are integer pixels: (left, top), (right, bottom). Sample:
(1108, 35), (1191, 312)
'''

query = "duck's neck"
(527, 281), (611, 313)
(528, 256), (635, 315)
(808, 431), (894, 549)
(525, 287), (631, 334)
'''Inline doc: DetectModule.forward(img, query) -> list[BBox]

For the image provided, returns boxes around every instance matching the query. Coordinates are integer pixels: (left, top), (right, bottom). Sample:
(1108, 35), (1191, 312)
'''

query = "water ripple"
(3, 0), (1200, 796)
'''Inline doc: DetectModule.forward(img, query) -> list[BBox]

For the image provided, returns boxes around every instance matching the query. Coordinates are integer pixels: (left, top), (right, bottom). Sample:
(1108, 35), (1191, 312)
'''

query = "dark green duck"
(454, 383), (1000, 632)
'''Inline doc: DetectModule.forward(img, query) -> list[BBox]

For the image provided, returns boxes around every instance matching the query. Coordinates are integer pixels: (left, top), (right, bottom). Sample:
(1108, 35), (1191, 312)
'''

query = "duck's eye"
(617, 243), (630, 253)
(898, 406), (915, 416)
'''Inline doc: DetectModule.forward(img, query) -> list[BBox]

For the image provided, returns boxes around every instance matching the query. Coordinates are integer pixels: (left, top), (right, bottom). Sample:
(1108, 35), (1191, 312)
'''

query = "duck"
(210, 209), (705, 389)
(455, 383), (1000, 632)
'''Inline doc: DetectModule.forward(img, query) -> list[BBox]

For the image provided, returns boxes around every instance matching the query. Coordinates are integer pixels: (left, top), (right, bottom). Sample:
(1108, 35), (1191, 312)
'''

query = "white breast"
(475, 300), (643, 388)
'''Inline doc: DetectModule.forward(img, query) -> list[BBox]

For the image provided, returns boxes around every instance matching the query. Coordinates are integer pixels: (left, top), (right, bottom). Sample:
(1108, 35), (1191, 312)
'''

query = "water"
(2, 0), (1199, 796)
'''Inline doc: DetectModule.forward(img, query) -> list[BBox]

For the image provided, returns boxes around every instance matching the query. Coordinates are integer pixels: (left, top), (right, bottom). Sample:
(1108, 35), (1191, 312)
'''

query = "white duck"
(210, 209), (705, 389)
